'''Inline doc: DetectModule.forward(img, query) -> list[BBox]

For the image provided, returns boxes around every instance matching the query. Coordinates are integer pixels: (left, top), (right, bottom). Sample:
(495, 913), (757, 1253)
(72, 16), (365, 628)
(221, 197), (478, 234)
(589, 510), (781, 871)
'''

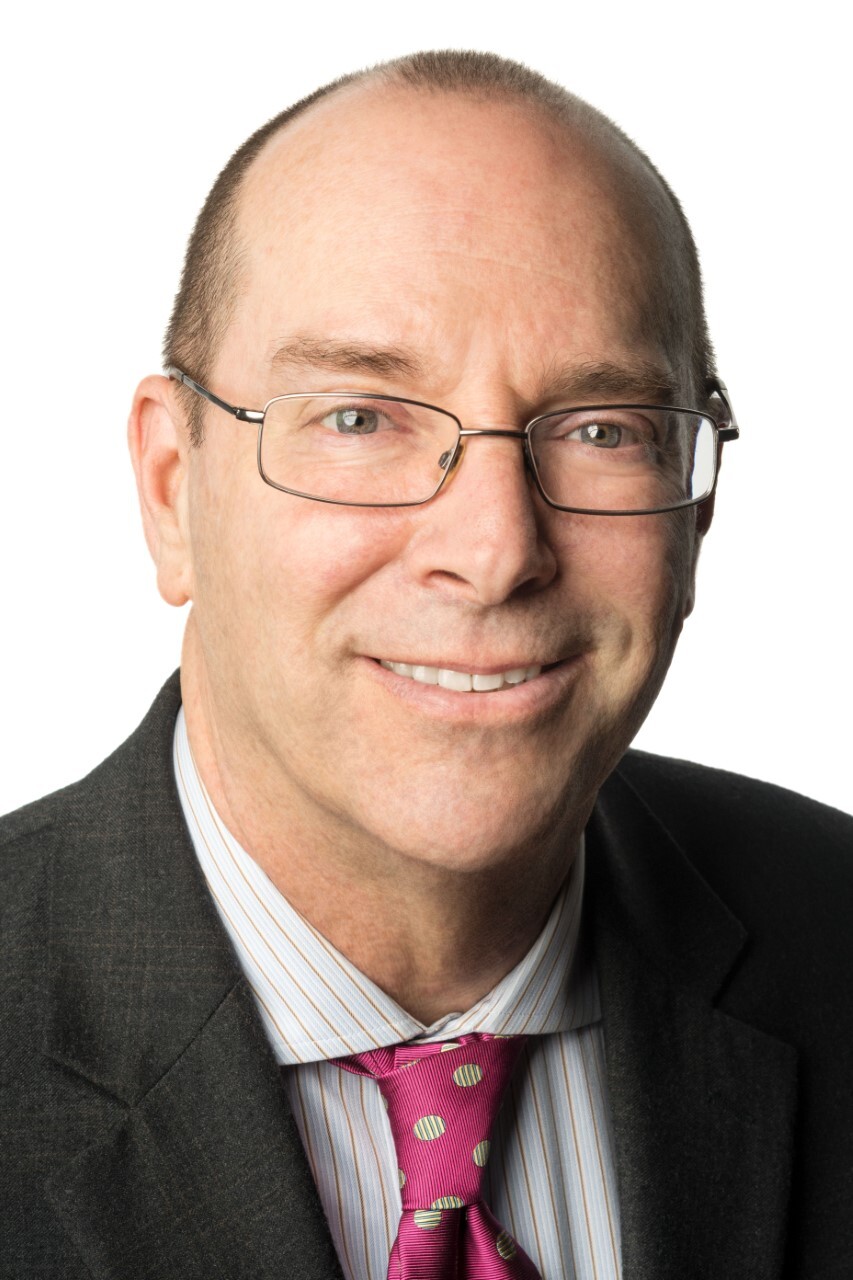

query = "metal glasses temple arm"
(166, 366), (265, 424)
(707, 377), (740, 442)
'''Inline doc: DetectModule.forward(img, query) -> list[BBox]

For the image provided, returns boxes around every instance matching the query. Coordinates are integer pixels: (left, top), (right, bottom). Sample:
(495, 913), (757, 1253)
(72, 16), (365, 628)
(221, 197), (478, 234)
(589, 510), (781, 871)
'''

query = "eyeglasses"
(167, 366), (739, 515)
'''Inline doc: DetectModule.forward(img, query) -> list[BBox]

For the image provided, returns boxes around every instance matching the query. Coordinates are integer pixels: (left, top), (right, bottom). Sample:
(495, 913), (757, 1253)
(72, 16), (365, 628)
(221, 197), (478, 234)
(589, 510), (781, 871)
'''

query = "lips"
(378, 661), (545, 692)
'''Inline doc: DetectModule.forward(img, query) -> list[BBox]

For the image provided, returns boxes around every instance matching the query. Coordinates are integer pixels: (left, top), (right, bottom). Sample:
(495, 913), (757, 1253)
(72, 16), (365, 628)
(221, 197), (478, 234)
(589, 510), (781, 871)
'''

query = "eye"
(574, 421), (625, 448)
(324, 406), (382, 435)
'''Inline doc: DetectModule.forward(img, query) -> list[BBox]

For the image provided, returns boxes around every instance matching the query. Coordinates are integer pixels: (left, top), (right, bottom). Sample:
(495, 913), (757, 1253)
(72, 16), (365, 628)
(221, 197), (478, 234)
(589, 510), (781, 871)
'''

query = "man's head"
(130, 51), (722, 878)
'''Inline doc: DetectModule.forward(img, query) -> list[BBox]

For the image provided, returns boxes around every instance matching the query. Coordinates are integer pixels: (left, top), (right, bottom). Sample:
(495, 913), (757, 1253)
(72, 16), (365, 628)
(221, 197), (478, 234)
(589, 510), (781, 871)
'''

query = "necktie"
(335, 1033), (542, 1279)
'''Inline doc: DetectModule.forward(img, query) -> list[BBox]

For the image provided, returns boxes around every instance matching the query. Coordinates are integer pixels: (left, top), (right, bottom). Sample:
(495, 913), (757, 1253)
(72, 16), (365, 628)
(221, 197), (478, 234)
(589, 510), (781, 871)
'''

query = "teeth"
(472, 673), (504, 691)
(380, 661), (543, 691)
(438, 669), (472, 692)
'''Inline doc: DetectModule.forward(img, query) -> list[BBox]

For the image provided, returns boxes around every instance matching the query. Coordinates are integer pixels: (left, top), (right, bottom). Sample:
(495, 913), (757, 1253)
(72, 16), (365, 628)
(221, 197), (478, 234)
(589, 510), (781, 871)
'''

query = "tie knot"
(339, 1034), (526, 1212)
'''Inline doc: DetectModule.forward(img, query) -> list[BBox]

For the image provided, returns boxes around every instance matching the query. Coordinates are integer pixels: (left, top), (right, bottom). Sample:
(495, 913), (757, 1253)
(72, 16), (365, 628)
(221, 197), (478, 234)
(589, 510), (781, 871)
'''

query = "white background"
(1, 0), (850, 816)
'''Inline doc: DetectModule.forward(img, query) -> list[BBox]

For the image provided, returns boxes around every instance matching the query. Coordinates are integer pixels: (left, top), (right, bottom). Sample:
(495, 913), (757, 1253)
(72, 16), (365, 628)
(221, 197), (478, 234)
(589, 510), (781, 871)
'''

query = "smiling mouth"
(377, 660), (553, 692)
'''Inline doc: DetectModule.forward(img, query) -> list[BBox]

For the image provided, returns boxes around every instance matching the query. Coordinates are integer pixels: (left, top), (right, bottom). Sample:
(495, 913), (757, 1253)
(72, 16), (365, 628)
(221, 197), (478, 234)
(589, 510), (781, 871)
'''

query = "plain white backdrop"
(1, 0), (850, 816)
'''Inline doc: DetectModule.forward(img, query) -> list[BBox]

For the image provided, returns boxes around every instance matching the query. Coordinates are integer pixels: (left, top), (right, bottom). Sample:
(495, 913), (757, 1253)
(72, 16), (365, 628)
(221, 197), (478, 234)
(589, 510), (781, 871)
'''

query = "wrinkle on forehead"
(265, 335), (677, 408)
(226, 83), (679, 393)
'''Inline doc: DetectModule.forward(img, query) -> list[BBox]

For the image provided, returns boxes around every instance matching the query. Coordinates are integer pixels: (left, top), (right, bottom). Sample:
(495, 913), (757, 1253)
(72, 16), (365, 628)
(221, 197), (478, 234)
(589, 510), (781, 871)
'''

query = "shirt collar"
(173, 706), (599, 1065)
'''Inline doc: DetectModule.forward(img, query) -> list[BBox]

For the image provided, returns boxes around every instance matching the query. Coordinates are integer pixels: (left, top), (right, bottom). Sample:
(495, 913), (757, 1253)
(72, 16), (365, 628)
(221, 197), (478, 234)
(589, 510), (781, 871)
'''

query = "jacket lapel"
(589, 767), (798, 1280)
(43, 673), (344, 1280)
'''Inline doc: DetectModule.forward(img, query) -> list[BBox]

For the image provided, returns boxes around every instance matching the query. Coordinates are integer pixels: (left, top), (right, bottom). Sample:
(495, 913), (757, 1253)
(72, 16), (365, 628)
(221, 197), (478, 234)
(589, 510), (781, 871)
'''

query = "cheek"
(191, 469), (417, 659)
(188, 459), (262, 606)
(552, 512), (691, 655)
(281, 504), (412, 599)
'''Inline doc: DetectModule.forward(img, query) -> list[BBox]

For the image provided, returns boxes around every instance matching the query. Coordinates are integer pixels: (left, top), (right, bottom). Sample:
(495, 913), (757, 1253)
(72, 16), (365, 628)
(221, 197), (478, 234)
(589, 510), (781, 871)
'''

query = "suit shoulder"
(0, 791), (61, 921)
(613, 749), (853, 919)
(0, 779), (89, 960)
(617, 748), (852, 850)
(0, 749), (126, 867)
(610, 751), (853, 1035)
(1, 671), (183, 921)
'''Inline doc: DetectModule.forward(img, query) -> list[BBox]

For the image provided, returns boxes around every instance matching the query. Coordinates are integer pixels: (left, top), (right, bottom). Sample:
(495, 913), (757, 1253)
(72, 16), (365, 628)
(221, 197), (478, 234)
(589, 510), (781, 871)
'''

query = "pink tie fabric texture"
(335, 1034), (542, 1279)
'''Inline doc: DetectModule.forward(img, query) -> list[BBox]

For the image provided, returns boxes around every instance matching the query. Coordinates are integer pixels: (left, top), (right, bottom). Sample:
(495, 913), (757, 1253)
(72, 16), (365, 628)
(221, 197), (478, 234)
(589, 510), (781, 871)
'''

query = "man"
(2, 49), (851, 1280)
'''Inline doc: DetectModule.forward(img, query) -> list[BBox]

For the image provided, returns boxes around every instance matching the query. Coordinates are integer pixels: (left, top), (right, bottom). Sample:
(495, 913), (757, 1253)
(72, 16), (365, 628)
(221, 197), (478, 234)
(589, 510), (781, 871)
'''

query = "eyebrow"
(268, 337), (678, 405)
(538, 358), (680, 405)
(269, 336), (428, 382)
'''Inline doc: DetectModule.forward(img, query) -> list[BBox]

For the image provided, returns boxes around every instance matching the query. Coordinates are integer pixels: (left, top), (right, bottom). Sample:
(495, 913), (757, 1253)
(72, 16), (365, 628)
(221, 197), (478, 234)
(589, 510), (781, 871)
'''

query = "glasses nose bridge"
(458, 427), (529, 441)
(443, 424), (536, 490)
(453, 425), (531, 464)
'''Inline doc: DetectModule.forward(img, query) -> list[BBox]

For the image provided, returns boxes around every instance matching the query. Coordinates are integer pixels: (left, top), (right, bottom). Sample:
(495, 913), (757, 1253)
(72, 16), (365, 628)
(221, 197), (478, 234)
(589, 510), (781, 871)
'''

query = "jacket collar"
(589, 766), (798, 1280)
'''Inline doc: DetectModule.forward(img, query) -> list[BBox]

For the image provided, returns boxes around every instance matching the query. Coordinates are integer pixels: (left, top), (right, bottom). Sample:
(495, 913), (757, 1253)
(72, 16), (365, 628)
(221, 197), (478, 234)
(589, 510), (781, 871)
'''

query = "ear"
(127, 374), (194, 607)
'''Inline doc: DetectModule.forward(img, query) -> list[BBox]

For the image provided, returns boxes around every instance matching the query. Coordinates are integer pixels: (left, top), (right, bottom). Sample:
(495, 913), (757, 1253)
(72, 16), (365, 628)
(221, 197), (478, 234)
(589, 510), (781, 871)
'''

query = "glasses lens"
(529, 407), (717, 512)
(259, 395), (460, 505)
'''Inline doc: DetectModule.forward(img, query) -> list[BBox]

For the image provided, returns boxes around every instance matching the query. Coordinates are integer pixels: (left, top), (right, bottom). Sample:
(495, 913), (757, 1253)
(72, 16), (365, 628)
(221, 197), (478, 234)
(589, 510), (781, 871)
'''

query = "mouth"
(376, 659), (559, 692)
(366, 653), (583, 723)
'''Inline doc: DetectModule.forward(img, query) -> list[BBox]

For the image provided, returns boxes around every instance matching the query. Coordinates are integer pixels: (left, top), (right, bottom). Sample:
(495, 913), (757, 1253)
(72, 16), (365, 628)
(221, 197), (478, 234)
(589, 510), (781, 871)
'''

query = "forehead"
(227, 85), (666, 393)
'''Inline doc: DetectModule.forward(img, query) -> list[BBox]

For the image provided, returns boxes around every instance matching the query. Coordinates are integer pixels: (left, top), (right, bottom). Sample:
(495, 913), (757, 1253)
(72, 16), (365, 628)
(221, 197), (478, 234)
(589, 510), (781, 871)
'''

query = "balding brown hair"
(164, 50), (715, 444)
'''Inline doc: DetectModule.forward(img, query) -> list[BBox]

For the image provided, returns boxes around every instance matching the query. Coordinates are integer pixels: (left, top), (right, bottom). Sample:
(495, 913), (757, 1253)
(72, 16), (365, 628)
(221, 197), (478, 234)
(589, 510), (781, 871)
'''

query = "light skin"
(129, 84), (708, 1024)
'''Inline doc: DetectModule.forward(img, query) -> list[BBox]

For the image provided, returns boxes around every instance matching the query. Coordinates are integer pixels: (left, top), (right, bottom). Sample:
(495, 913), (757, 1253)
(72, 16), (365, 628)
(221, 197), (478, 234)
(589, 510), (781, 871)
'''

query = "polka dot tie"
(334, 1034), (542, 1279)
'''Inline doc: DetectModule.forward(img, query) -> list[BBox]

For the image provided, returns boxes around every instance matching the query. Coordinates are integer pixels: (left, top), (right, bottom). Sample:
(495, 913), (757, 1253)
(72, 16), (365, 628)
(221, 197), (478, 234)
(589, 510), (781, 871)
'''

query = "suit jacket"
(2, 672), (852, 1279)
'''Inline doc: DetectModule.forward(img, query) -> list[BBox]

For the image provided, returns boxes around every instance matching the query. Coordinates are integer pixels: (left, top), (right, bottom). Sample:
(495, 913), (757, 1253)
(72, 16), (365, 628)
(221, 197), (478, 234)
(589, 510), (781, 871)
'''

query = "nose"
(404, 429), (559, 606)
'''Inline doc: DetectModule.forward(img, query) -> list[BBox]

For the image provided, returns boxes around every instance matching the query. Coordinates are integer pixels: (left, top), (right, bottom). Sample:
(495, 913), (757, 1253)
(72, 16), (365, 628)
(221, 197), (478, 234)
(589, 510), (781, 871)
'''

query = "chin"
(358, 769), (587, 876)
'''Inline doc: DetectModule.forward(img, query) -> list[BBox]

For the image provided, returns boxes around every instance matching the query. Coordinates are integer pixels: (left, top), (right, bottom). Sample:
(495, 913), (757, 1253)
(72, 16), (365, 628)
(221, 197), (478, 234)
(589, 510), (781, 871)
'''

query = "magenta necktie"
(334, 1034), (542, 1279)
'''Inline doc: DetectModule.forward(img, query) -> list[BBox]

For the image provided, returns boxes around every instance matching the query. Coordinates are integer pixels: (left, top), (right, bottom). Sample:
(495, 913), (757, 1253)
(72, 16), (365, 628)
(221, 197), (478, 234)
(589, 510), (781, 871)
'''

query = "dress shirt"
(174, 707), (622, 1280)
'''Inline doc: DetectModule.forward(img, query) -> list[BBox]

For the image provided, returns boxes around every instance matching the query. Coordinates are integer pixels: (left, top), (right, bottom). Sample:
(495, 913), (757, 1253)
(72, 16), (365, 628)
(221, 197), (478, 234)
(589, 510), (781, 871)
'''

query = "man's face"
(180, 87), (698, 870)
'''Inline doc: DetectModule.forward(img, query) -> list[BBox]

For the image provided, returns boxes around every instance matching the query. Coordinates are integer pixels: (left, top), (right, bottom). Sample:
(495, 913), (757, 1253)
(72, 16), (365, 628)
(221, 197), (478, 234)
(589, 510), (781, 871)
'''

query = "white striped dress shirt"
(173, 707), (622, 1279)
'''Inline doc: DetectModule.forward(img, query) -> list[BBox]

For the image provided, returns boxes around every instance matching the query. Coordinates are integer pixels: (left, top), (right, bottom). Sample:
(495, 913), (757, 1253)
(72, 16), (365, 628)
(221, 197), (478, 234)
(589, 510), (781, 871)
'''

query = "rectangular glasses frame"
(167, 365), (740, 515)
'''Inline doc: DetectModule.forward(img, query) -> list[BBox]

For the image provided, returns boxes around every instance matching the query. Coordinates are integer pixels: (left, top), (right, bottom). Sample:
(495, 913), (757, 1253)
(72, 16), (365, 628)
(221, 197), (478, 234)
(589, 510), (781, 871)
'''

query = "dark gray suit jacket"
(2, 673), (852, 1278)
